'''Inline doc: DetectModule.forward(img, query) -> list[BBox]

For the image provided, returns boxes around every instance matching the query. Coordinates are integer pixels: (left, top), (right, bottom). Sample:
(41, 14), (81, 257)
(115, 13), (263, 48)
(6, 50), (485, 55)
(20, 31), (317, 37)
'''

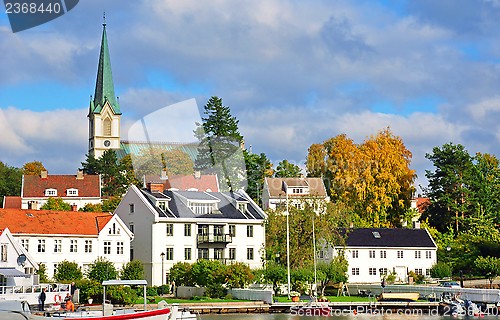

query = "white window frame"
(66, 188), (78, 196)
(44, 189), (57, 196)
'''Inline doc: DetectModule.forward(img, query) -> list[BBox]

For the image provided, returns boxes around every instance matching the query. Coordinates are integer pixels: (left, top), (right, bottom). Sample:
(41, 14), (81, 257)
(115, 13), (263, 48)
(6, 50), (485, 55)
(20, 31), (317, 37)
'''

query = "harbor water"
(199, 313), (500, 319)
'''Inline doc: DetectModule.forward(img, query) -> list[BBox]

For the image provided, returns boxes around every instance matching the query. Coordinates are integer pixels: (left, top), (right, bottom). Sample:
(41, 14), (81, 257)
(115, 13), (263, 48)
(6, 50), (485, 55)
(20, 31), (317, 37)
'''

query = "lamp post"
(160, 252), (165, 290)
(286, 188), (291, 300)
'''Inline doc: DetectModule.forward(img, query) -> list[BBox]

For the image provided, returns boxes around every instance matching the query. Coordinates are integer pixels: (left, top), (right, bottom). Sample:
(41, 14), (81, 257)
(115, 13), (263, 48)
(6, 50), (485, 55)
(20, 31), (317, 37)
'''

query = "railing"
(196, 233), (232, 244)
(197, 258), (237, 265)
(0, 283), (71, 306)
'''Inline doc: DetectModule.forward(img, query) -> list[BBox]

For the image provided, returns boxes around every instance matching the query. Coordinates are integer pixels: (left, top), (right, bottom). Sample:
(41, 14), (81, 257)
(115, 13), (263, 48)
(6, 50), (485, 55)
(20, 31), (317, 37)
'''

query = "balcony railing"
(196, 233), (232, 244)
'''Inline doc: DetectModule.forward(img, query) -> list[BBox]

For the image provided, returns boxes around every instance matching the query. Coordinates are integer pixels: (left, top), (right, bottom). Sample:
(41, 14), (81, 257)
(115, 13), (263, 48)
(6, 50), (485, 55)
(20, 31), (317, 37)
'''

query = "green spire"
(91, 22), (121, 115)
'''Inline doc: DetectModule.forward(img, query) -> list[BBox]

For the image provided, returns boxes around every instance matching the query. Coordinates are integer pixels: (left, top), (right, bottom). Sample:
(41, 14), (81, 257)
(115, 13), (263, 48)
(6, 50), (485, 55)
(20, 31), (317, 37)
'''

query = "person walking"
(39, 288), (46, 311)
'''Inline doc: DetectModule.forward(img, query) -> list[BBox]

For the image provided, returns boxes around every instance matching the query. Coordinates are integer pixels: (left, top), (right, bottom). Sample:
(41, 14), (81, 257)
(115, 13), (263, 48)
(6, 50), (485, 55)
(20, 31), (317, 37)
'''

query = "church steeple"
(90, 19), (121, 115)
(88, 17), (122, 159)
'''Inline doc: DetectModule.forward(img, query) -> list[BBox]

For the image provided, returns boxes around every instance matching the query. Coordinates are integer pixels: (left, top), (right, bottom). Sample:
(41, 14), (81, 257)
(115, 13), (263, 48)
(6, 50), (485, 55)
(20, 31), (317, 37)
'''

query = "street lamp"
(286, 188), (291, 300)
(160, 252), (165, 289)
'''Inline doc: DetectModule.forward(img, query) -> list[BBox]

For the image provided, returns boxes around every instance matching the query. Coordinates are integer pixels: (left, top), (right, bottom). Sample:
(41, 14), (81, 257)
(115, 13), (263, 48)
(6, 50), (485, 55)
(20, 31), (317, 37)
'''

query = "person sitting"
(64, 293), (75, 312)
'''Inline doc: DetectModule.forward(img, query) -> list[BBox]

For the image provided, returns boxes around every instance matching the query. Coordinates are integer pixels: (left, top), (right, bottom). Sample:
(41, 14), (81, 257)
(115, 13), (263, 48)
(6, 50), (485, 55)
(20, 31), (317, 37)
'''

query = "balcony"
(196, 233), (232, 244)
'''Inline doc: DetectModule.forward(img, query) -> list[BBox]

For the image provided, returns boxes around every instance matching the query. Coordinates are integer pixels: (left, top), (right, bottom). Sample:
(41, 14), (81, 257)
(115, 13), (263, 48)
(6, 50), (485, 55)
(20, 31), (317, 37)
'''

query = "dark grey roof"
(175, 191), (219, 201)
(139, 190), (175, 218)
(344, 228), (436, 248)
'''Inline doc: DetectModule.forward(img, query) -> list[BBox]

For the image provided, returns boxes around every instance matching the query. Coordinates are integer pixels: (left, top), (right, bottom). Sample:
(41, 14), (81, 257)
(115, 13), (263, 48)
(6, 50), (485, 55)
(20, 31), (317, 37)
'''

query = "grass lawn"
(136, 297), (249, 304)
(273, 295), (373, 303)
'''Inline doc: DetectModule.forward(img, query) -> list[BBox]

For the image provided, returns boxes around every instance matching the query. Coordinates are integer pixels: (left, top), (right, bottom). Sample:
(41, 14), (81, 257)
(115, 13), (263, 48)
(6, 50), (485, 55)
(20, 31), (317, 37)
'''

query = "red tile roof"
(145, 174), (219, 192)
(265, 177), (327, 197)
(22, 174), (101, 198)
(415, 197), (430, 213)
(2, 196), (21, 209)
(0, 209), (112, 236)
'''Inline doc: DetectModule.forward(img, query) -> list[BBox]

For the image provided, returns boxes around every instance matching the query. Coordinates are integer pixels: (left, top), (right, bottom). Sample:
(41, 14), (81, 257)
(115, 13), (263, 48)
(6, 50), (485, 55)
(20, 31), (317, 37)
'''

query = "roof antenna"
(103, 12), (106, 27)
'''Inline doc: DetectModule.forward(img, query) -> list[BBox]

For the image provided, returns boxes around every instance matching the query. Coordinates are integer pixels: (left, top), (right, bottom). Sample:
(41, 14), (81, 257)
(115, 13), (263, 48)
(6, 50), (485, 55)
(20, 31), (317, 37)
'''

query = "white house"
(262, 177), (329, 211)
(114, 184), (267, 286)
(0, 228), (38, 288)
(0, 209), (133, 279)
(21, 170), (102, 211)
(322, 228), (437, 283)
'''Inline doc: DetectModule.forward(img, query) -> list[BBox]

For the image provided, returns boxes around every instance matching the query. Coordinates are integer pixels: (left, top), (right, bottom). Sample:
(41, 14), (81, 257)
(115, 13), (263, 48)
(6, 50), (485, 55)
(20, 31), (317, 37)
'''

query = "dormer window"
(158, 201), (167, 211)
(67, 188), (78, 196)
(189, 202), (216, 215)
(45, 189), (57, 196)
(238, 203), (247, 213)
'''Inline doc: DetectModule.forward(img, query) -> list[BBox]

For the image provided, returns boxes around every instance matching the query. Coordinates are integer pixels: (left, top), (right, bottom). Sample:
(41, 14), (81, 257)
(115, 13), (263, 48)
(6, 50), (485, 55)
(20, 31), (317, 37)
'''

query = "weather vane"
(103, 12), (106, 27)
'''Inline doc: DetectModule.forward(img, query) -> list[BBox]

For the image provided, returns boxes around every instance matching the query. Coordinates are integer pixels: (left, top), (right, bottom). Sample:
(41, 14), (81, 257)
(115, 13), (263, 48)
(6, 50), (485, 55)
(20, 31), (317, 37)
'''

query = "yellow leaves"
(306, 127), (416, 226)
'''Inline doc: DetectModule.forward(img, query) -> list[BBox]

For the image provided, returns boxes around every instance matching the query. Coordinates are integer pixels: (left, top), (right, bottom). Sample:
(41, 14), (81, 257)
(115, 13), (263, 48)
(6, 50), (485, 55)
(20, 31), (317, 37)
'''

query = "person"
(70, 282), (77, 300)
(64, 293), (74, 312)
(170, 280), (175, 294)
(39, 288), (46, 311)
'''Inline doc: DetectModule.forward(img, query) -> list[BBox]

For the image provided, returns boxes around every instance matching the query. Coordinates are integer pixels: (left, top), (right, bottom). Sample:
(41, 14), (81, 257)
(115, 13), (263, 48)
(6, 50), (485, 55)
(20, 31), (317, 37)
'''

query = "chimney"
(147, 182), (164, 193)
(413, 221), (421, 229)
(194, 171), (201, 179)
(71, 204), (78, 212)
(40, 170), (48, 179)
(160, 169), (168, 180)
(349, 222), (354, 228)
(76, 170), (84, 180)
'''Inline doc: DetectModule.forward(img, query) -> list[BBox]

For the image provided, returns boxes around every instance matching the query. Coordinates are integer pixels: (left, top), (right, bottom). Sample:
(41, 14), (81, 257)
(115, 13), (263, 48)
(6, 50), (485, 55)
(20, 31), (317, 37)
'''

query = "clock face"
(104, 140), (111, 147)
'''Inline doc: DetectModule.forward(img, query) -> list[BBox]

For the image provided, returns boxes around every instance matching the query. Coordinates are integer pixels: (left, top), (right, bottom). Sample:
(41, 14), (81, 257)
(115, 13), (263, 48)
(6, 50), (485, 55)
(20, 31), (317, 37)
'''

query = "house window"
(415, 268), (423, 275)
(54, 240), (62, 253)
(229, 225), (236, 237)
(184, 248), (192, 261)
(70, 240), (77, 253)
(44, 189), (57, 196)
(0, 244), (7, 262)
(67, 189), (78, 196)
(380, 250), (387, 258)
(189, 202), (214, 215)
(21, 239), (29, 251)
(166, 224), (173, 237)
(292, 188), (304, 194)
(129, 204), (135, 214)
(198, 248), (209, 260)
(214, 248), (224, 260)
(397, 250), (403, 258)
(158, 201), (166, 211)
(369, 250), (375, 258)
(247, 225), (253, 237)
(415, 251), (421, 259)
(38, 240), (45, 253)
(229, 248), (236, 260)
(238, 203), (246, 212)
(318, 250), (325, 259)
(352, 250), (358, 258)
(426, 251), (432, 259)
(129, 223), (134, 233)
(117, 242), (124, 255)
(247, 248), (254, 260)
(104, 241), (111, 255)
(369, 268), (377, 275)
(426, 269), (431, 276)
(379, 268), (388, 275)
(166, 248), (173, 260)
(85, 240), (92, 253)
(351, 268), (359, 275)
(184, 224), (191, 237)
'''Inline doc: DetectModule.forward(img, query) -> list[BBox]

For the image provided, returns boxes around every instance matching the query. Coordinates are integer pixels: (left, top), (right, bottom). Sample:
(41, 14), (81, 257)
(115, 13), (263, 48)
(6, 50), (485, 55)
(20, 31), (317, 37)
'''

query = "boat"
(377, 292), (420, 301)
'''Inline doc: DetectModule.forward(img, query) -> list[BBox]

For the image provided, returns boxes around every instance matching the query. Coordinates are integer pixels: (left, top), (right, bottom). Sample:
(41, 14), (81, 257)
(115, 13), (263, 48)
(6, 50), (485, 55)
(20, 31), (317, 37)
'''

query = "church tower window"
(103, 118), (111, 136)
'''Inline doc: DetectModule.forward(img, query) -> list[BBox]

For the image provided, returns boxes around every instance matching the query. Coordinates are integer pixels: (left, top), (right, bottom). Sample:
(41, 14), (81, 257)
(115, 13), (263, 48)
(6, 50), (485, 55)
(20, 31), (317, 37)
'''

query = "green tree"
(316, 255), (348, 296)
(194, 96), (245, 191)
(430, 261), (452, 279)
(0, 161), (22, 205)
(40, 197), (72, 211)
(54, 260), (83, 282)
(244, 150), (273, 205)
(86, 257), (117, 283)
(37, 263), (49, 283)
(224, 262), (253, 288)
(275, 160), (302, 178)
(262, 262), (287, 295)
(169, 262), (194, 286)
(474, 256), (500, 288)
(190, 259), (226, 288)
(120, 260), (144, 280)
(424, 143), (473, 232)
(22, 161), (46, 175)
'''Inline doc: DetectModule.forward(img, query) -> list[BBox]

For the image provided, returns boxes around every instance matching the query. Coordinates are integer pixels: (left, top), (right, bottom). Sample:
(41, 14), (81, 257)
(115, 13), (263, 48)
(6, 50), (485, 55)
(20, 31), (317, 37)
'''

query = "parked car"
(439, 281), (461, 288)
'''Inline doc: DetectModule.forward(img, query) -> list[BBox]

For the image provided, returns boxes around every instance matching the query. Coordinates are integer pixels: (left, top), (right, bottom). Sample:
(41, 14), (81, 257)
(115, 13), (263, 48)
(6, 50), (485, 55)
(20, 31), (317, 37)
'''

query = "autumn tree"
(194, 96), (245, 191)
(132, 148), (194, 179)
(40, 197), (71, 211)
(305, 128), (416, 227)
(22, 161), (46, 175)
(274, 160), (302, 178)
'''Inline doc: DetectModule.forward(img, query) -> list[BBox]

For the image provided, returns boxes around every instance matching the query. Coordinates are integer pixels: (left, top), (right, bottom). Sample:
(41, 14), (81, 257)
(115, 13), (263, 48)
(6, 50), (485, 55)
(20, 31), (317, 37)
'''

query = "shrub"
(106, 286), (138, 306)
(206, 283), (226, 299)
(430, 262), (452, 279)
(76, 279), (102, 303)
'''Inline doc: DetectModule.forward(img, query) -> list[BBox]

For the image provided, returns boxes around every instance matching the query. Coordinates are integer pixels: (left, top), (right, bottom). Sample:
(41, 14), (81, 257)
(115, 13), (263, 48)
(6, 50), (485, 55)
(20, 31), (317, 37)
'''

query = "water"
(199, 313), (500, 319)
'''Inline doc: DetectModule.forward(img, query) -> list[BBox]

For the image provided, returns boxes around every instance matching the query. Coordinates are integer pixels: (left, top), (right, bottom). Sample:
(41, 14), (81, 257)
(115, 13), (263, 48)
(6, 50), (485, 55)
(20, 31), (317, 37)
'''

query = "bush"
(408, 271), (424, 284)
(145, 286), (158, 297)
(430, 262), (452, 279)
(205, 283), (226, 299)
(76, 279), (102, 303)
(106, 286), (138, 306)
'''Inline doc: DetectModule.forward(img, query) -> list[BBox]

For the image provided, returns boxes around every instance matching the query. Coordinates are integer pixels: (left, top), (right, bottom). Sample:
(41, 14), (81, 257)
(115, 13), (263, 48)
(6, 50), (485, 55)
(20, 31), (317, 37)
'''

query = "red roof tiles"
(2, 196), (21, 209)
(144, 174), (219, 192)
(0, 209), (112, 236)
(22, 174), (101, 198)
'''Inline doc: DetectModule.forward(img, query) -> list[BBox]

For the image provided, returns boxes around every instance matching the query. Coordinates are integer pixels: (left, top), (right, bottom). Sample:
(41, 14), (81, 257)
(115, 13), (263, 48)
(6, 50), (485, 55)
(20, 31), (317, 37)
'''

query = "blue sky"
(3, 0), (500, 192)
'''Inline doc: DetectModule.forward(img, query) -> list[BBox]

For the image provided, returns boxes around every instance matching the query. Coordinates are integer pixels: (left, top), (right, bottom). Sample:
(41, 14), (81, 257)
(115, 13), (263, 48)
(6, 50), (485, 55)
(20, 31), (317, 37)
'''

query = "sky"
(3, 0), (500, 193)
